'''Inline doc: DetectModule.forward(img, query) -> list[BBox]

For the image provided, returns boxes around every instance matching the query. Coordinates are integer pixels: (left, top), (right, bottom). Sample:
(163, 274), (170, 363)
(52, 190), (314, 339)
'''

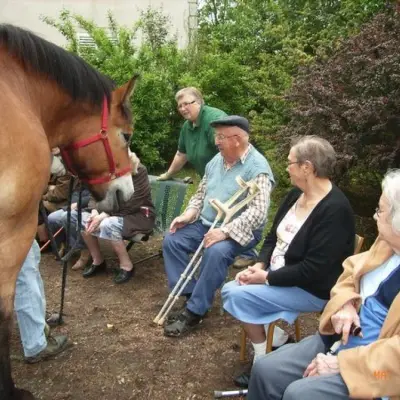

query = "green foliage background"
(42, 1), (396, 243)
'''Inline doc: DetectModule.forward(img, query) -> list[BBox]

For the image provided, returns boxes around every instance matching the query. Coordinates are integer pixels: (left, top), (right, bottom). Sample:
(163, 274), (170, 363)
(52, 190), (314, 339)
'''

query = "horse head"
(60, 75), (139, 213)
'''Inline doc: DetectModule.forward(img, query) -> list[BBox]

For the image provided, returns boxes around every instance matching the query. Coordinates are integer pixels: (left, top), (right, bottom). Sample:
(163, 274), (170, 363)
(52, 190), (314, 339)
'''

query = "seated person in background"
(247, 169), (400, 400)
(37, 148), (76, 244)
(80, 152), (155, 284)
(162, 115), (275, 338)
(47, 183), (91, 269)
(42, 148), (75, 212)
(15, 240), (68, 363)
(222, 136), (355, 387)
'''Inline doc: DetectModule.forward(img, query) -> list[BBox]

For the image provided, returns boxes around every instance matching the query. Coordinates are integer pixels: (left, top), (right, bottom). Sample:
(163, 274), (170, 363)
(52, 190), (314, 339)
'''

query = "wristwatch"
(221, 227), (230, 239)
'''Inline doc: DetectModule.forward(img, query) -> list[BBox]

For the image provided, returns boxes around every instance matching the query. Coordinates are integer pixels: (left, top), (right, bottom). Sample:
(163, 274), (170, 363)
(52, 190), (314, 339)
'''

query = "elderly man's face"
(214, 126), (242, 159)
(177, 94), (201, 122)
(375, 194), (396, 244)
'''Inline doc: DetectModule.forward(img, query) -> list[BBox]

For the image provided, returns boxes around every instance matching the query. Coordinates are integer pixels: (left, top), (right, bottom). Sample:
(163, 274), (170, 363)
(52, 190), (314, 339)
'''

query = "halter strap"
(60, 96), (131, 185)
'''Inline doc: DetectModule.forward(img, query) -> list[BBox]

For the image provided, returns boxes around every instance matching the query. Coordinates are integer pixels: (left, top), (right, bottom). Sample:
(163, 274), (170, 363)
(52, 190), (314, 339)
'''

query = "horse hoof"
(13, 388), (35, 400)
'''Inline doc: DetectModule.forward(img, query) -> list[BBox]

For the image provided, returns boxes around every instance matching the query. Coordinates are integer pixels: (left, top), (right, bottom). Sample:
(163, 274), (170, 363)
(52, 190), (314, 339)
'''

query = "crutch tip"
(157, 317), (165, 326)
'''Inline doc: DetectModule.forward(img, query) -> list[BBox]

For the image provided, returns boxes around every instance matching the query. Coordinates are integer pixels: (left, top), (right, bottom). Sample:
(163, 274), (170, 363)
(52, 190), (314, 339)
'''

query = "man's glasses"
(375, 207), (382, 217)
(177, 100), (196, 110)
(214, 134), (240, 141)
(287, 161), (300, 166)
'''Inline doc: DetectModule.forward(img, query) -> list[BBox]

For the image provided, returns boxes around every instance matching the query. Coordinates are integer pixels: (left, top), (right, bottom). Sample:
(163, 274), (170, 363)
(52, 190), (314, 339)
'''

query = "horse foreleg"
(0, 222), (39, 400)
(0, 291), (34, 399)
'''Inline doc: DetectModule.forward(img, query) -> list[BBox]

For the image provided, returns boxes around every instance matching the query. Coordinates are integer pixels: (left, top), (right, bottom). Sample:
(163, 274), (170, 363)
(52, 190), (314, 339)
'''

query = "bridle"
(60, 96), (132, 185)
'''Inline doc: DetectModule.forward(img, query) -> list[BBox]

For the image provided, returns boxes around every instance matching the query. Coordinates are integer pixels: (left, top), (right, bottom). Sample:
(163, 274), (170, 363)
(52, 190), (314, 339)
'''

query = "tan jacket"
(319, 237), (399, 400)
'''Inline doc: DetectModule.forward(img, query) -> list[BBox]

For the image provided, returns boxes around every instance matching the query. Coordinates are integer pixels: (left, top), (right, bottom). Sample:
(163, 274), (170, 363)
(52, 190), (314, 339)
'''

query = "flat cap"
(210, 115), (250, 134)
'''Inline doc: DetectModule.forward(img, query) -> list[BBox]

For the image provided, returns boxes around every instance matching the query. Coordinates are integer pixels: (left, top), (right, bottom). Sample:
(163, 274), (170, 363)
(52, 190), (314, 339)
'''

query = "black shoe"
(164, 309), (203, 338)
(166, 294), (192, 323)
(82, 261), (106, 278)
(113, 268), (134, 284)
(233, 371), (251, 388)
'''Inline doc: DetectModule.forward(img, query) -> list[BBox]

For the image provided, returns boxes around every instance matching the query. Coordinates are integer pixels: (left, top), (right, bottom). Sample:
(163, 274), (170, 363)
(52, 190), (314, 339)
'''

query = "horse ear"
(117, 74), (140, 105)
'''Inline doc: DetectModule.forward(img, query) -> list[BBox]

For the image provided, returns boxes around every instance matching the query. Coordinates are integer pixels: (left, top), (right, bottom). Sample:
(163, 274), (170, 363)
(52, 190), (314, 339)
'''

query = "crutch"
(153, 176), (260, 325)
(214, 389), (248, 398)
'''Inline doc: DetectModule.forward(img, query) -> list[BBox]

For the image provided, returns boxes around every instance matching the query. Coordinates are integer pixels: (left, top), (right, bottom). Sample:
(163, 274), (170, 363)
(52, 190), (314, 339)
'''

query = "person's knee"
(162, 231), (180, 252)
(252, 354), (280, 382)
(221, 280), (240, 299)
(203, 242), (232, 262)
(48, 210), (64, 225)
(282, 379), (312, 400)
(99, 218), (115, 236)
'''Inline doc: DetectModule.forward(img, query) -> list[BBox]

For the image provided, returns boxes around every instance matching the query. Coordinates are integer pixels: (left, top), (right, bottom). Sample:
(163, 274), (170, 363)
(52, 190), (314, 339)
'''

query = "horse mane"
(0, 24), (115, 107)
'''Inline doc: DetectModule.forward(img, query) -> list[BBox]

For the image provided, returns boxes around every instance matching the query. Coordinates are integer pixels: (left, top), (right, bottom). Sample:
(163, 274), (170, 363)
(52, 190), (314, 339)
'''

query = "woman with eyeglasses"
(246, 169), (400, 400)
(222, 135), (356, 388)
(157, 87), (226, 180)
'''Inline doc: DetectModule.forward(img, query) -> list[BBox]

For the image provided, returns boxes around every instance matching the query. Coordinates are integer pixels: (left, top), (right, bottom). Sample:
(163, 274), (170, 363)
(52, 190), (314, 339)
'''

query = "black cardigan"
(258, 185), (355, 300)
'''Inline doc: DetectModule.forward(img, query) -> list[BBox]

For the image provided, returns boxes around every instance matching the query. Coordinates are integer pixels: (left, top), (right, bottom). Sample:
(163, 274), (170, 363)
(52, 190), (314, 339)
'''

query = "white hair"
(382, 169), (400, 234)
(50, 154), (67, 177)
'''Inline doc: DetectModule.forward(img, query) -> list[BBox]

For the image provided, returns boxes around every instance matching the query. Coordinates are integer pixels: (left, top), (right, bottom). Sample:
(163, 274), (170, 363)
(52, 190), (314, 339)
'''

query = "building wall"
(0, 0), (195, 47)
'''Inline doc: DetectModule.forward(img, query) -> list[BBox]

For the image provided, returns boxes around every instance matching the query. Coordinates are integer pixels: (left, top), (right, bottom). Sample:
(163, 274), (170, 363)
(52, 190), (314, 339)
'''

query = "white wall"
(0, 0), (194, 47)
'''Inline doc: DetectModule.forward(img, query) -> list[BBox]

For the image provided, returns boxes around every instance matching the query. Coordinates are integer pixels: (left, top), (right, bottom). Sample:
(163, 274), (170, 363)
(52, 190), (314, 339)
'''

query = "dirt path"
(11, 239), (319, 400)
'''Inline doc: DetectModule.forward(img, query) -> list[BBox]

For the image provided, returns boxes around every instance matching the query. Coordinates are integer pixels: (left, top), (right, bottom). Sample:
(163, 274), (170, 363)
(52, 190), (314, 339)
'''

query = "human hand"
(304, 353), (339, 377)
(204, 228), (228, 248)
(303, 357), (318, 377)
(236, 263), (267, 285)
(169, 209), (197, 233)
(86, 215), (104, 233)
(157, 172), (172, 181)
(235, 262), (264, 283)
(71, 203), (78, 211)
(331, 300), (361, 345)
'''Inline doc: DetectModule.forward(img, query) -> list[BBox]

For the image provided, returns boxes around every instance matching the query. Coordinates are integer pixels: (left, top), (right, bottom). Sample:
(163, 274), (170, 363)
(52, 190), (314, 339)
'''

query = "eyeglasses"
(287, 161), (300, 166)
(214, 134), (240, 141)
(177, 100), (196, 110)
(375, 206), (382, 217)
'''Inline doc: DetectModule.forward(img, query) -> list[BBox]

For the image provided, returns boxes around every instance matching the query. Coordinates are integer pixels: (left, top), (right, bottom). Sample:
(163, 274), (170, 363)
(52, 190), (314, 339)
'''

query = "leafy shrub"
(280, 11), (400, 214)
(41, 8), (186, 169)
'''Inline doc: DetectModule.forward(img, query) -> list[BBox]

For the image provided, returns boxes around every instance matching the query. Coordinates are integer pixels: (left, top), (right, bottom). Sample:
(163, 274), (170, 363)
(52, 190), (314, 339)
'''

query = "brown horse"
(0, 24), (138, 399)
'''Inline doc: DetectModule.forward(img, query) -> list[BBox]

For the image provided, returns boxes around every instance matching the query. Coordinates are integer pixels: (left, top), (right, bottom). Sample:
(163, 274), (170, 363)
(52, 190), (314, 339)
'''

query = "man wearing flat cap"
(161, 115), (275, 337)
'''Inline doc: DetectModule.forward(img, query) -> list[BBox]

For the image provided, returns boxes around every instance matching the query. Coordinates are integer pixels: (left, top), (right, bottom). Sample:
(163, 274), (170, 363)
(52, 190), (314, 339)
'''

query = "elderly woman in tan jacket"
(247, 168), (400, 400)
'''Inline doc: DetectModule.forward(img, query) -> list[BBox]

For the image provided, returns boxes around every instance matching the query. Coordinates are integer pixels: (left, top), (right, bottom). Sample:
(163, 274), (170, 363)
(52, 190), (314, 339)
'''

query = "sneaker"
(24, 334), (68, 364)
(44, 323), (51, 338)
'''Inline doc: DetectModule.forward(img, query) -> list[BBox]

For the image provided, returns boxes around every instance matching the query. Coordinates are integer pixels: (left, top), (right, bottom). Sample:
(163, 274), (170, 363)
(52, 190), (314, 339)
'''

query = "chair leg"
(294, 319), (301, 342)
(266, 322), (275, 353)
(239, 328), (247, 363)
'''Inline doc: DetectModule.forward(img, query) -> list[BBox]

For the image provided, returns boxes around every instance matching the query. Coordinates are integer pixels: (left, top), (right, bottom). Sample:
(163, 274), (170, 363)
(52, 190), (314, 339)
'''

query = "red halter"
(60, 96), (132, 185)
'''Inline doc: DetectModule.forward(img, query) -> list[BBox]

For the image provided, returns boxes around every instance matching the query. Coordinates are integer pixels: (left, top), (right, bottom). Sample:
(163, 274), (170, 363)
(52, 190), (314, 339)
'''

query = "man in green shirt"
(157, 87), (227, 179)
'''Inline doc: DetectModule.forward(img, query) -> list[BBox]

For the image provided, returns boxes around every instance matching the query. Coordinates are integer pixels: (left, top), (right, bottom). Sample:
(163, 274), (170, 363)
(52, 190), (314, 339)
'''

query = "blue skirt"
(222, 280), (327, 325)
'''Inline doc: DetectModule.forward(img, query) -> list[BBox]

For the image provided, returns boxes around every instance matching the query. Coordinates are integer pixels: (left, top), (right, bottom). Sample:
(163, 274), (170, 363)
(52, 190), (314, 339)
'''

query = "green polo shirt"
(178, 105), (227, 177)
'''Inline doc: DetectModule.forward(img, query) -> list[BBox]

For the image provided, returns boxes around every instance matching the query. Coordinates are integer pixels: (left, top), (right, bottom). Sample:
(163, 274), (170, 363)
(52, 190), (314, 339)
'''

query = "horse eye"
(122, 132), (131, 143)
